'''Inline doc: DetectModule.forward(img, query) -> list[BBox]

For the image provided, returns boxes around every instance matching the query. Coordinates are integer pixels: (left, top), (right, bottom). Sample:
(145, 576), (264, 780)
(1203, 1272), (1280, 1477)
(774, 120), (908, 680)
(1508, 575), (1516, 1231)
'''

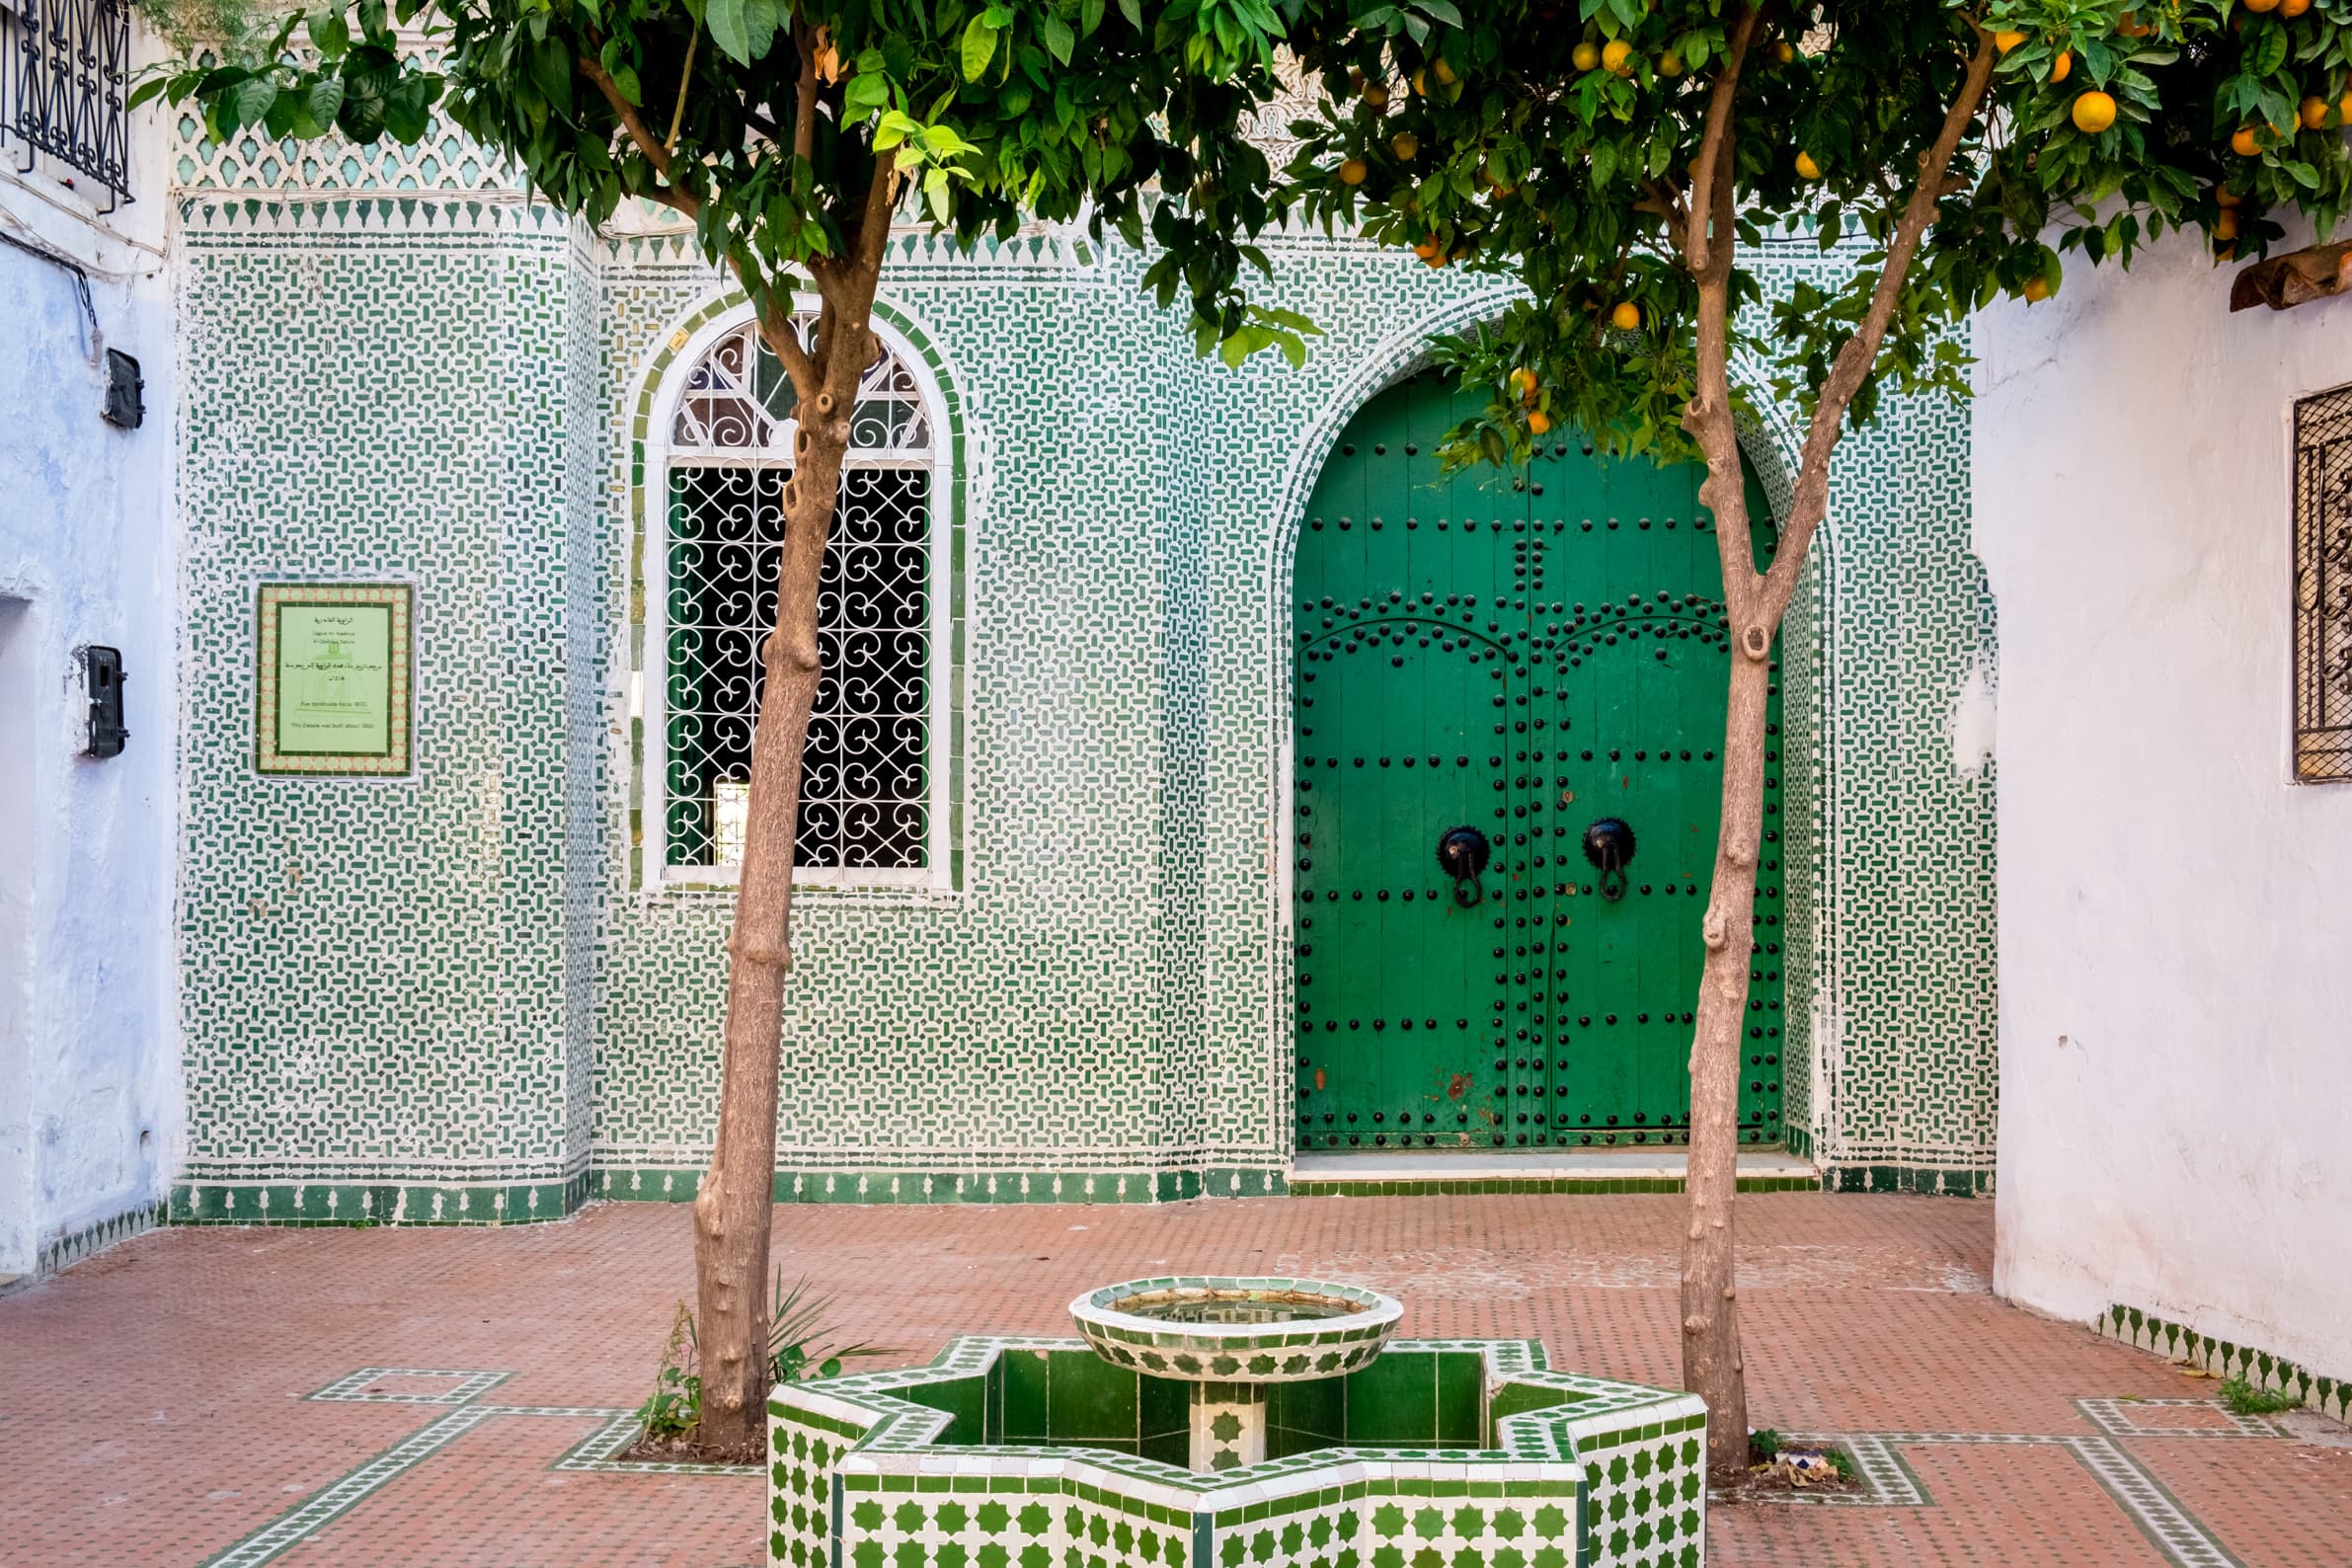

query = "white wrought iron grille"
(2295, 385), (2352, 783)
(661, 318), (934, 875)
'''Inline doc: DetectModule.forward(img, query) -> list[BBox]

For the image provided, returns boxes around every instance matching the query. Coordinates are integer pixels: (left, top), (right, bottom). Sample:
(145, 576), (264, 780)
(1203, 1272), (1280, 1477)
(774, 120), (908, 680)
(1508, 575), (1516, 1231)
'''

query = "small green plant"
(632, 1275), (885, 1450)
(767, 1275), (886, 1386)
(2219, 1377), (2302, 1417)
(634, 1300), (702, 1443)
(1748, 1427), (1782, 1464)
(1823, 1445), (1855, 1480)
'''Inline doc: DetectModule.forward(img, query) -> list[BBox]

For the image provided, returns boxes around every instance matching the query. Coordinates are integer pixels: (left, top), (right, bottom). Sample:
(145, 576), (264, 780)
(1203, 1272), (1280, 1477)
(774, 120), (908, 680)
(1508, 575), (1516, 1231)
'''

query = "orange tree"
(148, 0), (1305, 1456)
(1251, 0), (2352, 1475)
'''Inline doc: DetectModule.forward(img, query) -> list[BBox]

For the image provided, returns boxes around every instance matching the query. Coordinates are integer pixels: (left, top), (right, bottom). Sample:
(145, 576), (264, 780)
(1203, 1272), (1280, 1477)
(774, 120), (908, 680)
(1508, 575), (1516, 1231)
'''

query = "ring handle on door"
(1435, 826), (1491, 908)
(1581, 818), (1637, 903)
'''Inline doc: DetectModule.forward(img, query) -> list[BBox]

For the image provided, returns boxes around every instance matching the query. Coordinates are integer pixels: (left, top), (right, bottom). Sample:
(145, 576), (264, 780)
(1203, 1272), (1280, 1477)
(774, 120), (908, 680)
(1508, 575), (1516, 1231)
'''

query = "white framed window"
(645, 307), (950, 888)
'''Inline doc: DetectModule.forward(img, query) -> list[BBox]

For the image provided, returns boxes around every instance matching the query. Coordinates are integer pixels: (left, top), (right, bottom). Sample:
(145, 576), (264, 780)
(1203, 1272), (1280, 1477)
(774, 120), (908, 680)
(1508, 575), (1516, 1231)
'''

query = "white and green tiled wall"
(167, 111), (1997, 1221)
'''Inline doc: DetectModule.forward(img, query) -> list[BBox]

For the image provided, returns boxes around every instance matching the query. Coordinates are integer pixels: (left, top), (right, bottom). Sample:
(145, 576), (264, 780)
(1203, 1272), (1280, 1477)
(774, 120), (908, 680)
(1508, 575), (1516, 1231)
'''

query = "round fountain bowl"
(1069, 1276), (1403, 1382)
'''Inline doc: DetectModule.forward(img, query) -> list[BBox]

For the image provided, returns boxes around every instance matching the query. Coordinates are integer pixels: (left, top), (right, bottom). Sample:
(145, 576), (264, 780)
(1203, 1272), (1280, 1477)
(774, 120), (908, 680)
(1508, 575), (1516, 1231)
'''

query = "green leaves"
(310, 3), (352, 60)
(706, 0), (780, 65)
(961, 8), (1006, 80)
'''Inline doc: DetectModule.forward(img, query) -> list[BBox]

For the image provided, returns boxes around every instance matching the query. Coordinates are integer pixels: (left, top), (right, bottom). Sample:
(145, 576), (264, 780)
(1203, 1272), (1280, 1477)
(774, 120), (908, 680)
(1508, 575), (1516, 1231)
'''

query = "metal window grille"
(2, 0), (132, 207)
(2294, 386), (2352, 782)
(661, 319), (934, 875)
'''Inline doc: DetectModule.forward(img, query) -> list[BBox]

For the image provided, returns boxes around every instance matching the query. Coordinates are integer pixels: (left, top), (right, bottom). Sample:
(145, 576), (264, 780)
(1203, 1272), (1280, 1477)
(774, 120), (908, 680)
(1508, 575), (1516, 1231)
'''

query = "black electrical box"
(102, 350), (143, 430)
(83, 646), (126, 757)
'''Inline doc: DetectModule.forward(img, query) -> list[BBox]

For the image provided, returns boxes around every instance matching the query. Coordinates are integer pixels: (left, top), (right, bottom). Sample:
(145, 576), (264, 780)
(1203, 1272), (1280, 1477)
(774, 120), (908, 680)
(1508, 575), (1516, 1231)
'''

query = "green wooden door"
(1292, 371), (1785, 1153)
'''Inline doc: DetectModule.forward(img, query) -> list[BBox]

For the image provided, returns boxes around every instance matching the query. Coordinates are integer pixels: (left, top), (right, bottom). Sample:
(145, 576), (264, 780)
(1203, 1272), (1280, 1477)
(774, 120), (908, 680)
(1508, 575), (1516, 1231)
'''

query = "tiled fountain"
(769, 1276), (1709, 1568)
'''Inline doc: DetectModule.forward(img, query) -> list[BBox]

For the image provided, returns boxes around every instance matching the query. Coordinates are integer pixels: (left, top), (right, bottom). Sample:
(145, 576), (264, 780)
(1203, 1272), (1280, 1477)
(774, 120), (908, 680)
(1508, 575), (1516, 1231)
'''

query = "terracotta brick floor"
(4, 1194), (2348, 1566)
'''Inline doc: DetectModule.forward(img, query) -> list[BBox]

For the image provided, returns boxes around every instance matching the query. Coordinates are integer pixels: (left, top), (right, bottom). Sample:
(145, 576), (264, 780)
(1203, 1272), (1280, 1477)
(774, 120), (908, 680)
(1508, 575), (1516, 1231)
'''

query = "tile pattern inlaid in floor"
(4, 1195), (2348, 1567)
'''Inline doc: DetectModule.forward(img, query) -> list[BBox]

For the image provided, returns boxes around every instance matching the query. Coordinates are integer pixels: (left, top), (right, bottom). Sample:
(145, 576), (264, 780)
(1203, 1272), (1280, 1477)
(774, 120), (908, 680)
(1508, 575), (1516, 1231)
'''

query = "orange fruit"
(2283, 0), (2312, 13)
(2050, 50), (2073, 83)
(1528, 410), (1553, 434)
(1573, 40), (1601, 71)
(2340, 89), (2352, 123)
(1994, 30), (2027, 53)
(1508, 367), (1536, 400)
(2243, 0), (2279, 12)
(2022, 275), (2051, 303)
(1420, 251), (1448, 270)
(2231, 125), (2262, 156)
(1602, 39), (1635, 76)
(1413, 237), (1442, 261)
(1338, 157), (1368, 186)
(1659, 50), (1685, 77)
(1411, 68), (1427, 97)
(2117, 10), (2150, 36)
(2302, 97), (2330, 130)
(2216, 186), (2243, 207)
(1794, 150), (1823, 180)
(2214, 210), (2239, 241)
(1391, 131), (1420, 161)
(2071, 91), (2117, 133)
(1771, 39), (1795, 63)
(1363, 82), (1390, 110)
(1610, 301), (1642, 332)
(1433, 58), (1456, 86)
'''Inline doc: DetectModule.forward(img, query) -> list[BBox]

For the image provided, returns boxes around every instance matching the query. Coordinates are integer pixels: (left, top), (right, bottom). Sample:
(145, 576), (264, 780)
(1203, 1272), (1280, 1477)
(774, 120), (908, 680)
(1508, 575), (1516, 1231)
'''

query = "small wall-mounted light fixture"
(82, 646), (127, 757)
(101, 350), (143, 430)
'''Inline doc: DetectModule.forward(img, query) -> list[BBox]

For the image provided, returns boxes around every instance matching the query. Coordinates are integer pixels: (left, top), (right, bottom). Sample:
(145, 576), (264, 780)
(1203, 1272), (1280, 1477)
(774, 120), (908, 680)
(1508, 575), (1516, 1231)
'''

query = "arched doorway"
(1290, 370), (1784, 1153)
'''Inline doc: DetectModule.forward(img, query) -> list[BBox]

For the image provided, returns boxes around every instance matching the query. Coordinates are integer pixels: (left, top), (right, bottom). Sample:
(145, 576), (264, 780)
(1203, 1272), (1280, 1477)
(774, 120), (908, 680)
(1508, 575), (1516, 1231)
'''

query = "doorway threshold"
(1289, 1147), (1819, 1196)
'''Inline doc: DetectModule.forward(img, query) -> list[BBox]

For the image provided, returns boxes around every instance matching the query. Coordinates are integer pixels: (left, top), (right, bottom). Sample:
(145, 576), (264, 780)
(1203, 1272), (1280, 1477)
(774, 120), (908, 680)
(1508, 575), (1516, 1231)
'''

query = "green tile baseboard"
(1286, 1175), (1822, 1197)
(592, 1165), (1292, 1206)
(169, 1177), (590, 1226)
(1819, 1164), (1993, 1198)
(36, 1202), (167, 1278)
(2098, 1302), (2352, 1423)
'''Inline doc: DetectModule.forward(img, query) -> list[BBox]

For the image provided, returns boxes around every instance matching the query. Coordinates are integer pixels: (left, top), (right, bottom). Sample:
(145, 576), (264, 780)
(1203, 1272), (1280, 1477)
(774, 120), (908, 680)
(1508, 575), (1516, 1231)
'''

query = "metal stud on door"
(1293, 373), (1783, 1154)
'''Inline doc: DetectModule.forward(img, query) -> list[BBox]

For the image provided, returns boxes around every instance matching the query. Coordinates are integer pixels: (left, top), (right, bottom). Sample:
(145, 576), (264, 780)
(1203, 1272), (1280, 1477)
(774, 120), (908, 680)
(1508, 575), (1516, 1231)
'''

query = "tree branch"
(792, 19), (820, 170)
(1758, 23), (1997, 628)
(580, 52), (701, 217)
(748, 287), (821, 406)
(2231, 240), (2352, 311)
(1686, 4), (1764, 279)
(664, 25), (699, 155)
(1635, 177), (1688, 250)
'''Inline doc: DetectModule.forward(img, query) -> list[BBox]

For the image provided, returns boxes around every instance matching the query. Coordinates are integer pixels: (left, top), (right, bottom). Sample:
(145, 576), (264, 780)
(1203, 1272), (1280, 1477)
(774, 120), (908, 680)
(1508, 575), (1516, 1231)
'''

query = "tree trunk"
(688, 353), (855, 1457)
(1683, 620), (1772, 1477)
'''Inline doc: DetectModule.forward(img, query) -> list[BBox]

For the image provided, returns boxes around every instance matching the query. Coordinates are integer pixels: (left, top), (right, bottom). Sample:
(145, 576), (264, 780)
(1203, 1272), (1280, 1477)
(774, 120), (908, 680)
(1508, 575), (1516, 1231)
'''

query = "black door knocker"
(1582, 818), (1637, 902)
(1435, 825), (1491, 908)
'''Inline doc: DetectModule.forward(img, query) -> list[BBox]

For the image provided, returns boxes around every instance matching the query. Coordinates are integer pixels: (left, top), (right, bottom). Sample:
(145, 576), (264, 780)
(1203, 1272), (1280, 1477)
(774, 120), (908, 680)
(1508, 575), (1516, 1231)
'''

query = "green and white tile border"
(1761, 1427), (2241, 1568)
(173, 1356), (2296, 1568)
(2097, 1302), (2352, 1423)
(1761, 1398), (2266, 1568)
(196, 1365), (754, 1568)
(30, 1201), (165, 1280)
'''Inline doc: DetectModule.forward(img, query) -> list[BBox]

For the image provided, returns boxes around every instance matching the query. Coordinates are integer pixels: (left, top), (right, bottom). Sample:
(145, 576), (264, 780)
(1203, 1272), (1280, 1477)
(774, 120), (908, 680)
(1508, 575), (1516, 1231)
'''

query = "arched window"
(648, 312), (944, 886)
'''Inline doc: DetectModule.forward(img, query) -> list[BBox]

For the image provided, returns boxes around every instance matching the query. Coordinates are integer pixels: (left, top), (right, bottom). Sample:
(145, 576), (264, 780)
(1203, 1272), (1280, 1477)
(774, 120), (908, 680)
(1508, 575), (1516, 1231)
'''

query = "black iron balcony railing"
(3, 0), (133, 208)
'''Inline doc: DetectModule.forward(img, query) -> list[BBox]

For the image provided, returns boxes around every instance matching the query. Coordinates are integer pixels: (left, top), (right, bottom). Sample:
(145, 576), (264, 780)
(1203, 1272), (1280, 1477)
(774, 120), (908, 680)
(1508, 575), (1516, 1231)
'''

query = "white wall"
(1978, 228), (2352, 1380)
(0, 71), (181, 1277)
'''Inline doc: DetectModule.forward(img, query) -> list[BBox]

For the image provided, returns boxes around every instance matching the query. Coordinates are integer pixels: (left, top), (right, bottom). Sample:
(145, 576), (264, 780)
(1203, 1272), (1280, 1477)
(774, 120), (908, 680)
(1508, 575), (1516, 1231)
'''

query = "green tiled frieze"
(171, 110), (1996, 1209)
(2098, 1304), (2352, 1424)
